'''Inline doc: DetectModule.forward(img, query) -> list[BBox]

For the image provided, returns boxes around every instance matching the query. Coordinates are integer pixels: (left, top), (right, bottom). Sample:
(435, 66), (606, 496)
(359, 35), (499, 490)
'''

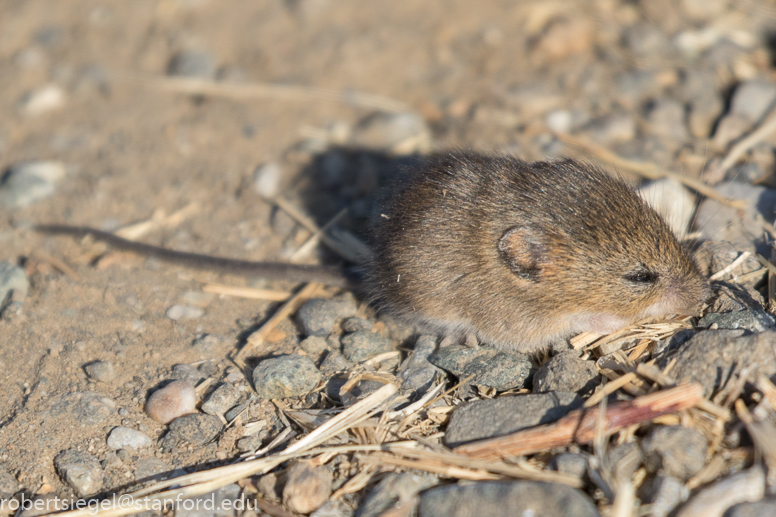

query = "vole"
(36, 152), (711, 352)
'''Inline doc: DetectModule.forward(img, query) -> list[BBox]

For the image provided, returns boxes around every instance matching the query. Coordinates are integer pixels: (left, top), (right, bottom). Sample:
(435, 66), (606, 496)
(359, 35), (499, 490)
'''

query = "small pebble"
(83, 360), (115, 383)
(351, 112), (431, 154)
(582, 113), (636, 145)
(166, 304), (204, 321)
(145, 380), (197, 424)
(645, 98), (689, 141)
(429, 345), (533, 391)
(532, 351), (599, 395)
(697, 310), (776, 332)
(357, 472), (438, 517)
(171, 363), (205, 384)
(0, 160), (66, 208)
(549, 453), (589, 480)
(638, 178), (696, 238)
(341, 317), (373, 333)
(201, 383), (242, 416)
(609, 442), (642, 481)
(0, 261), (29, 306)
(106, 426), (152, 450)
(54, 449), (104, 497)
(339, 379), (385, 406)
(164, 414), (223, 447)
(252, 355), (321, 399)
(300, 335), (330, 355)
(253, 162), (283, 200)
(45, 391), (116, 426)
(675, 466), (764, 517)
(311, 501), (354, 517)
(340, 331), (393, 362)
(192, 334), (227, 357)
(282, 461), (333, 514)
(418, 480), (599, 517)
(167, 49), (217, 79)
(642, 426), (707, 480)
(397, 335), (444, 394)
(444, 392), (582, 447)
(640, 476), (687, 517)
(296, 297), (358, 336)
(19, 84), (65, 115)
(319, 349), (352, 374)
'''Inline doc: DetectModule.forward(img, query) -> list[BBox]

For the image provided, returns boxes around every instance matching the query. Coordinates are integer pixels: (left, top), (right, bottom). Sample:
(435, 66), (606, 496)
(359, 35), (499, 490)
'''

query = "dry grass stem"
(709, 251), (752, 280)
(289, 208), (348, 262)
(453, 383), (704, 459)
(202, 283), (292, 301)
(114, 202), (200, 240)
(31, 250), (81, 281)
(712, 109), (776, 179)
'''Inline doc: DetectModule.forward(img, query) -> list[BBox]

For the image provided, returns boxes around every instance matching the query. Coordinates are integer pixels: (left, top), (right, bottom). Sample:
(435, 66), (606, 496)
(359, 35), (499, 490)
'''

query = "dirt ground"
(1, 0), (775, 512)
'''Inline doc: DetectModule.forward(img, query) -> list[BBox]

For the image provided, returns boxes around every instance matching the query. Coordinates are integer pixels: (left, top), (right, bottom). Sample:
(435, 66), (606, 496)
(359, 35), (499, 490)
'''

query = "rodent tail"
(34, 224), (353, 288)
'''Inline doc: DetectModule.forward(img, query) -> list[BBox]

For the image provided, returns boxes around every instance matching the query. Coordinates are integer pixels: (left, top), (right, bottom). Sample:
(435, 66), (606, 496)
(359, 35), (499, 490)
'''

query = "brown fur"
(371, 153), (710, 351)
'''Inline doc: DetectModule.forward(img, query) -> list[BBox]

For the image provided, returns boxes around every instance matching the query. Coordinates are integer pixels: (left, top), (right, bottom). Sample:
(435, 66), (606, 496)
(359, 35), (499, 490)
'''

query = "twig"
(709, 251), (752, 280)
(713, 109), (776, 179)
(453, 383), (704, 459)
(126, 74), (410, 113)
(554, 131), (747, 210)
(233, 282), (322, 365)
(31, 250), (80, 281)
(202, 283), (291, 301)
(289, 208), (348, 262)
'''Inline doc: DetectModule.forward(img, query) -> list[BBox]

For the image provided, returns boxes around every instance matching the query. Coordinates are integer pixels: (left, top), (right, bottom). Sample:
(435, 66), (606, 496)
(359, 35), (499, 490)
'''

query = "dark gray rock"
(698, 310), (776, 332)
(300, 335), (330, 356)
(106, 426), (152, 450)
(706, 282), (766, 313)
(165, 414), (223, 447)
(84, 360), (115, 383)
(695, 182), (776, 255)
(296, 297), (357, 336)
(609, 441), (642, 481)
(224, 402), (248, 422)
(0, 161), (65, 208)
(54, 449), (103, 497)
(43, 391), (116, 427)
(397, 335), (444, 394)
(725, 498), (776, 517)
(252, 355), (321, 399)
(356, 472), (438, 517)
(339, 379), (385, 406)
(319, 350), (352, 374)
(171, 363), (206, 384)
(341, 331), (393, 362)
(341, 317), (373, 333)
(642, 426), (707, 480)
(694, 241), (763, 288)
(548, 453), (589, 480)
(429, 345), (532, 391)
(533, 352), (599, 395)
(237, 433), (265, 453)
(167, 49), (217, 79)
(639, 476), (687, 517)
(176, 484), (242, 517)
(669, 330), (776, 397)
(418, 481), (599, 517)
(444, 392), (582, 447)
(201, 383), (242, 416)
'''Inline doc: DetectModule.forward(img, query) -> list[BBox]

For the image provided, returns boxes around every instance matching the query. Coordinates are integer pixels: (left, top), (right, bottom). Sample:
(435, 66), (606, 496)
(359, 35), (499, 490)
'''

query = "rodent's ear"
(498, 226), (546, 282)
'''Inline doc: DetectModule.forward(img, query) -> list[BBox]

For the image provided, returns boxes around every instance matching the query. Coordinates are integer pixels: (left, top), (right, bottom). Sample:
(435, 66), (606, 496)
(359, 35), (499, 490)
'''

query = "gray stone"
(134, 457), (174, 481)
(339, 379), (385, 406)
(54, 449), (103, 497)
(0, 161), (65, 208)
(84, 360), (115, 383)
(615, 70), (662, 107)
(725, 498), (776, 517)
(695, 182), (776, 255)
(646, 99), (689, 141)
(0, 262), (28, 309)
(340, 331), (393, 362)
(192, 334), (228, 357)
(252, 162), (283, 200)
(642, 426), (707, 480)
(548, 453), (589, 480)
(609, 441), (642, 481)
(352, 112), (430, 154)
(729, 79), (776, 123)
(312, 501), (354, 517)
(640, 476), (687, 517)
(533, 352), (599, 395)
(582, 113), (636, 145)
(300, 335), (330, 355)
(224, 402), (248, 422)
(689, 92), (724, 138)
(356, 472), (438, 517)
(252, 355), (321, 399)
(669, 330), (776, 398)
(698, 310), (776, 332)
(429, 345), (532, 391)
(44, 391), (116, 427)
(165, 414), (223, 447)
(341, 317), (373, 333)
(167, 49), (217, 79)
(106, 426), (152, 450)
(175, 484), (242, 517)
(236, 433), (264, 453)
(676, 466), (765, 517)
(694, 241), (763, 287)
(638, 178), (696, 238)
(172, 363), (205, 384)
(296, 297), (357, 336)
(283, 462), (332, 514)
(145, 379), (197, 424)
(418, 481), (599, 517)
(444, 392), (582, 447)
(166, 304), (204, 320)
(201, 383), (242, 416)
(319, 349), (352, 374)
(623, 23), (672, 58)
(706, 282), (766, 313)
(18, 85), (66, 116)
(397, 335), (444, 394)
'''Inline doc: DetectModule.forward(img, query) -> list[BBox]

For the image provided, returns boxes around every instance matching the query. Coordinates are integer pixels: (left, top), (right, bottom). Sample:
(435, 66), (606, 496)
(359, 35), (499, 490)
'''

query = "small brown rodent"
(36, 152), (711, 352)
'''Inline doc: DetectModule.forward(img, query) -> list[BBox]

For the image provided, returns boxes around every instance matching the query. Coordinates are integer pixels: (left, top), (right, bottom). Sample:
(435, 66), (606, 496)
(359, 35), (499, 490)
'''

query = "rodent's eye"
(624, 270), (659, 284)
